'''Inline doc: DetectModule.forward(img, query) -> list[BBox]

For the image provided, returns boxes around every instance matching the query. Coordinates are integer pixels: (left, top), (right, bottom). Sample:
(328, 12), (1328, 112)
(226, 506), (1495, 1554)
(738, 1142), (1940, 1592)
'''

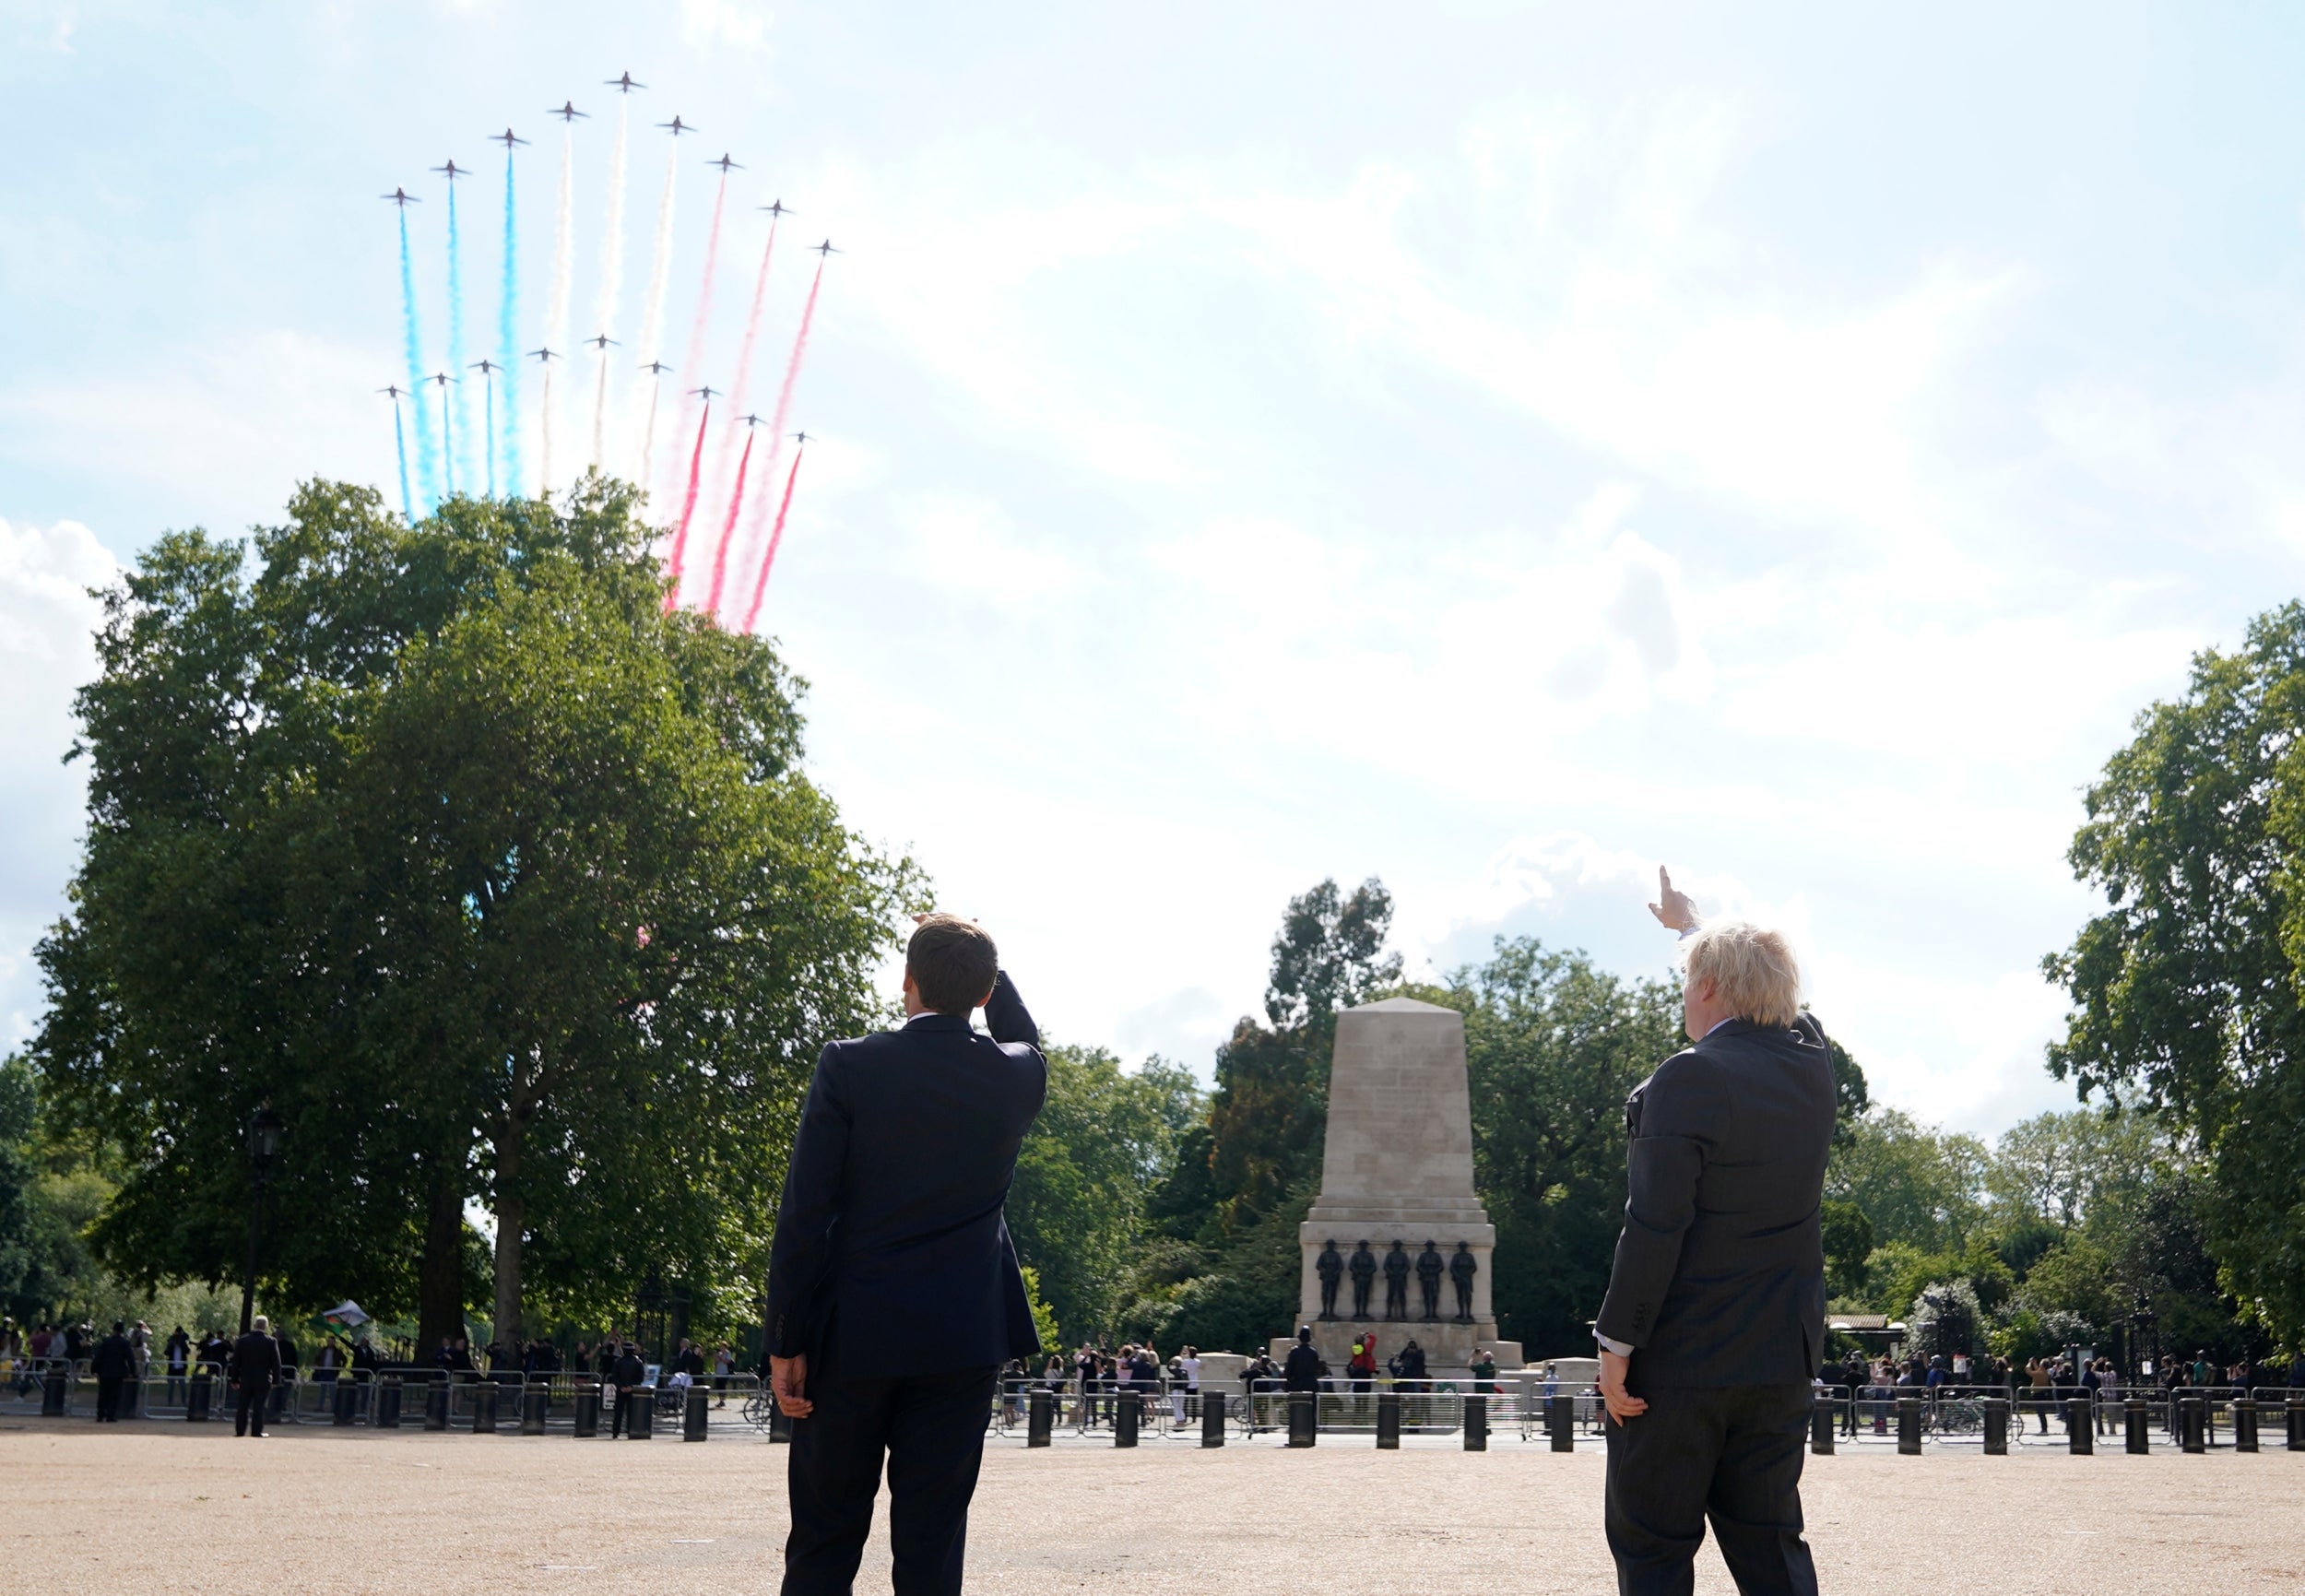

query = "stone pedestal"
(1292, 997), (1519, 1376)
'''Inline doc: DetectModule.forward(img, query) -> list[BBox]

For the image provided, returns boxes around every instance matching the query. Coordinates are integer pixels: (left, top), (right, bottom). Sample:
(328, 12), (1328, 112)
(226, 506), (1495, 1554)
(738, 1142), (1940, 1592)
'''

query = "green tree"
(36, 479), (907, 1348)
(2045, 602), (2305, 1344)
(1825, 1107), (1988, 1255)
(1002, 1045), (1201, 1341)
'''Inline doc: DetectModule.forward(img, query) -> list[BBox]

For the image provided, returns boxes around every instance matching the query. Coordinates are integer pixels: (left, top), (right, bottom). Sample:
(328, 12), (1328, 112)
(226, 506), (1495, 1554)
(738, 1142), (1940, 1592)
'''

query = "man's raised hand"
(1648, 866), (1700, 934)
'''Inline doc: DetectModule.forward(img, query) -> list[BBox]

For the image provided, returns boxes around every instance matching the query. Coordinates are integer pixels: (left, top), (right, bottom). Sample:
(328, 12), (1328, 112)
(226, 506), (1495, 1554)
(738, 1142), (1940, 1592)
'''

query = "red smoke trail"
(665, 174), (729, 548)
(740, 445), (806, 633)
(729, 262), (825, 601)
(725, 219), (779, 422)
(703, 426), (757, 618)
(660, 398), (713, 610)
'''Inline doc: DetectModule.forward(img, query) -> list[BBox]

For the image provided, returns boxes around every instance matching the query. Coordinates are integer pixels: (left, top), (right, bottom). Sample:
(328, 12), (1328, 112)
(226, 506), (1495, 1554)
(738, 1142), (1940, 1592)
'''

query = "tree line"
(3, 487), (2301, 1372)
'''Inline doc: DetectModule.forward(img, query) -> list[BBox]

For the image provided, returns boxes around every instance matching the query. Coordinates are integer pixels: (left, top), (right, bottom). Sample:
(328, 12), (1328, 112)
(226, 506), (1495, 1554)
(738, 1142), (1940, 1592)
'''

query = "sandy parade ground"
(5, 1416), (2301, 1595)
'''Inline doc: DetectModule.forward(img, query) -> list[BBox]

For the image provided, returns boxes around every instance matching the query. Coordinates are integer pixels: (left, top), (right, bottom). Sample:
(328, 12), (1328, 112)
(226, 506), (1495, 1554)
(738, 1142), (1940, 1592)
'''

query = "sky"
(6, 1), (2304, 1138)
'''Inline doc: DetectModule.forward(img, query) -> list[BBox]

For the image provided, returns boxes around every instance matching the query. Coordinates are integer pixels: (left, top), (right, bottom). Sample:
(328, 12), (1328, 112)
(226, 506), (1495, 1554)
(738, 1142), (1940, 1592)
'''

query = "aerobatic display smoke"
(499, 148), (523, 495)
(662, 396), (713, 610)
(381, 80), (832, 591)
(741, 443), (805, 633)
(703, 424), (754, 616)
(398, 208), (437, 506)
(392, 394), (414, 525)
(590, 97), (632, 467)
(445, 178), (470, 490)
(632, 136), (681, 482)
(541, 122), (574, 493)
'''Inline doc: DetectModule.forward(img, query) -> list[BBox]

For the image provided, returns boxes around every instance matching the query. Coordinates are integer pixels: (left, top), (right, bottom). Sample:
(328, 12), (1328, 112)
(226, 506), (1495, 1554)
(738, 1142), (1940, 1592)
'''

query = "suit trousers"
(782, 1352), (999, 1596)
(234, 1381), (269, 1437)
(96, 1375), (124, 1422)
(1603, 1383), (1817, 1596)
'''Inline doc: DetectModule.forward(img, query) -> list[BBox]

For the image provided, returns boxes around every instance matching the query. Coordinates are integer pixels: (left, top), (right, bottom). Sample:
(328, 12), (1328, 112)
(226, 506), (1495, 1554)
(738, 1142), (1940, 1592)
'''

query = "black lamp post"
(239, 1104), (284, 1334)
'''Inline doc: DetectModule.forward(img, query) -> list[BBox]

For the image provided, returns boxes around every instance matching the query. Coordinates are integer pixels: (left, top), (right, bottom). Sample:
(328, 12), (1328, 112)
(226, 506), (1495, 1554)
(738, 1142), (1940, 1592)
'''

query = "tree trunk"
(418, 1169), (467, 1356)
(491, 1114), (527, 1354)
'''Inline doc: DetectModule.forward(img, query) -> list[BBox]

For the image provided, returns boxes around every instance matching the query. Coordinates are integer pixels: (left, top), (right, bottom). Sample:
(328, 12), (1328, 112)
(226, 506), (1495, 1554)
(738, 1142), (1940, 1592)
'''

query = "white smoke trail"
(542, 122), (575, 494)
(631, 136), (680, 488)
(589, 97), (631, 468)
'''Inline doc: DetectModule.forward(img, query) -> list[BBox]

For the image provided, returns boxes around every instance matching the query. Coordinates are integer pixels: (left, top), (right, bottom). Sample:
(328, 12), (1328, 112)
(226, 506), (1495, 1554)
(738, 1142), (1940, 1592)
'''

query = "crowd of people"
(1820, 1346), (2305, 1437)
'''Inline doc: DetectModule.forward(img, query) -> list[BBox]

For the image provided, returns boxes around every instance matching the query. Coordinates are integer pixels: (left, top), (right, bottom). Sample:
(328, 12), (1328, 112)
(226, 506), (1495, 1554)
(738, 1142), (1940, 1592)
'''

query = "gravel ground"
(6, 1418), (2299, 1594)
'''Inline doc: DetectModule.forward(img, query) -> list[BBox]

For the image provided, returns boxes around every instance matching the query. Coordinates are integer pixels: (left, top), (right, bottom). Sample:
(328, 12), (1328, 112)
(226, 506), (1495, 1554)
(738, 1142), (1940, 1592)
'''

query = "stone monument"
(1269, 997), (1522, 1375)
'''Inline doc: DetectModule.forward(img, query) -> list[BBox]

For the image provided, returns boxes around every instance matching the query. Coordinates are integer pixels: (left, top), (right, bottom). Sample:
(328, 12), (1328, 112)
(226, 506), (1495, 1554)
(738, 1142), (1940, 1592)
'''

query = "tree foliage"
(34, 479), (908, 1347)
(2043, 602), (2305, 1344)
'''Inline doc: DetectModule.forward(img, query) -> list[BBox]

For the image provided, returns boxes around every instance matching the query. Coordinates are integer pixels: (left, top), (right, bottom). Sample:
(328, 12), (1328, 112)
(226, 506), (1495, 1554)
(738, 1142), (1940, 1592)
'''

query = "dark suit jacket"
(766, 971), (1048, 1378)
(1595, 1013), (1836, 1387)
(231, 1331), (283, 1389)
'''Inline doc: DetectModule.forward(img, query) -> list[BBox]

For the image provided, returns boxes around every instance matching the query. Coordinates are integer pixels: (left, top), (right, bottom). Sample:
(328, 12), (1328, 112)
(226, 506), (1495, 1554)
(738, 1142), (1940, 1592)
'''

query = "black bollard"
(473, 1380), (498, 1435)
(333, 1379), (358, 1426)
(682, 1384), (709, 1442)
(2066, 1396), (2093, 1454)
(1810, 1396), (1836, 1455)
(2287, 1399), (2304, 1452)
(1287, 1390), (1318, 1448)
(629, 1385), (655, 1439)
(1027, 1387), (1054, 1448)
(1982, 1397), (2008, 1454)
(1376, 1389), (1401, 1449)
(423, 1377), (450, 1431)
(1896, 1397), (1921, 1455)
(41, 1363), (67, 1417)
(1463, 1393), (1488, 1451)
(1549, 1393), (1576, 1453)
(1201, 1388), (1224, 1448)
(2181, 1395), (2205, 1454)
(2236, 1395), (2258, 1453)
(572, 1381), (598, 1438)
(1114, 1391), (1140, 1448)
(524, 1382), (550, 1436)
(2125, 1397), (2149, 1454)
(377, 1376), (402, 1429)
(186, 1377), (211, 1424)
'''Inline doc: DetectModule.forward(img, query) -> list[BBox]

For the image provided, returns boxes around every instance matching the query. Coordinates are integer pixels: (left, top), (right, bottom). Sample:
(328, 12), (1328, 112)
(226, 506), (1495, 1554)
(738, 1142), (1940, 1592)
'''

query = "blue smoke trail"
(445, 181), (469, 494)
(500, 149), (523, 496)
(482, 377), (495, 497)
(393, 398), (414, 525)
(398, 208), (438, 509)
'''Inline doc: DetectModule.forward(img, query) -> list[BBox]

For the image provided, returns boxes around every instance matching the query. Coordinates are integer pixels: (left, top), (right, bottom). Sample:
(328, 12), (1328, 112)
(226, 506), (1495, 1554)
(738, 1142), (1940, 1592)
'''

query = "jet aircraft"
(550, 100), (588, 123)
(381, 187), (420, 207)
(427, 371), (458, 389)
(585, 333), (620, 351)
(739, 412), (768, 429)
(379, 384), (408, 400)
(790, 431), (813, 445)
(708, 153), (743, 173)
(469, 358), (502, 376)
(811, 239), (841, 256)
(607, 71), (645, 92)
(490, 129), (529, 150)
(432, 160), (470, 182)
(658, 115), (697, 136)
(527, 348), (561, 364)
(641, 360), (674, 376)
(689, 384), (721, 401)
(761, 198), (795, 219)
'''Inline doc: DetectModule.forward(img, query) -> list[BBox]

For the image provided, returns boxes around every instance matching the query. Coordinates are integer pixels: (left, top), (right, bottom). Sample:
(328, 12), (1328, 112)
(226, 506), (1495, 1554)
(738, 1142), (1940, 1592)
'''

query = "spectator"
(712, 1342), (735, 1408)
(1176, 1345), (1201, 1424)
(92, 1320), (135, 1423)
(231, 1315), (283, 1438)
(1469, 1348), (1497, 1397)
(164, 1326), (191, 1407)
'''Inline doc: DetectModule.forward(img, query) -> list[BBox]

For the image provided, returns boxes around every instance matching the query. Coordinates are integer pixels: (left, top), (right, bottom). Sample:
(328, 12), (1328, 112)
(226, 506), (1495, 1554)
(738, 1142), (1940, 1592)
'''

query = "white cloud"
(0, 516), (118, 1046)
(680, 0), (771, 53)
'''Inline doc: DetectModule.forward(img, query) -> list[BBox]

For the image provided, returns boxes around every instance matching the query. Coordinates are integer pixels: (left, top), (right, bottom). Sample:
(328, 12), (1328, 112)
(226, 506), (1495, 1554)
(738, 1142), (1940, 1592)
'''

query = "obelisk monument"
(1274, 996), (1521, 1373)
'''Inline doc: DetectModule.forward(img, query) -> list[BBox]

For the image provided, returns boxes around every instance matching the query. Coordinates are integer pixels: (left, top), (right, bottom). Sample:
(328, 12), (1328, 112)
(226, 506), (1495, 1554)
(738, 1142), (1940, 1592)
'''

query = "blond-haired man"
(1595, 869), (1835, 1596)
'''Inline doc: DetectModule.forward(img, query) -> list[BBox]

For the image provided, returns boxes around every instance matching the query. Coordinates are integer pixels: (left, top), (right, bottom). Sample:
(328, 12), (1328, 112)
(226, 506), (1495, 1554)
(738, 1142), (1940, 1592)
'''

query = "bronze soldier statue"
(1348, 1241), (1378, 1319)
(1382, 1241), (1412, 1320)
(1416, 1241), (1446, 1321)
(1449, 1241), (1478, 1322)
(1316, 1240), (1344, 1319)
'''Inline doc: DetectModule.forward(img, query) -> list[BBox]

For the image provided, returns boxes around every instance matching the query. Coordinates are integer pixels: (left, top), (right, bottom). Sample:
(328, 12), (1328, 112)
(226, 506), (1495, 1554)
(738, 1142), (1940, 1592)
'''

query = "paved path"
(6, 1420), (2299, 1593)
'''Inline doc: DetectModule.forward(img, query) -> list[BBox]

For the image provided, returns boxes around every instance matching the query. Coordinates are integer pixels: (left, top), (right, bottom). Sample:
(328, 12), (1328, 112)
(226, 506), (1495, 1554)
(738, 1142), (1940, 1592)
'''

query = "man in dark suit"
(1594, 869), (1836, 1596)
(92, 1320), (134, 1422)
(767, 914), (1047, 1596)
(231, 1315), (283, 1438)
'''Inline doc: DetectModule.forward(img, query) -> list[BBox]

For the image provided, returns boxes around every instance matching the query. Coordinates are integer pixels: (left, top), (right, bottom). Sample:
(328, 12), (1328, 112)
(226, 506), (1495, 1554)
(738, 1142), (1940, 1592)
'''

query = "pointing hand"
(1647, 867), (1700, 934)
